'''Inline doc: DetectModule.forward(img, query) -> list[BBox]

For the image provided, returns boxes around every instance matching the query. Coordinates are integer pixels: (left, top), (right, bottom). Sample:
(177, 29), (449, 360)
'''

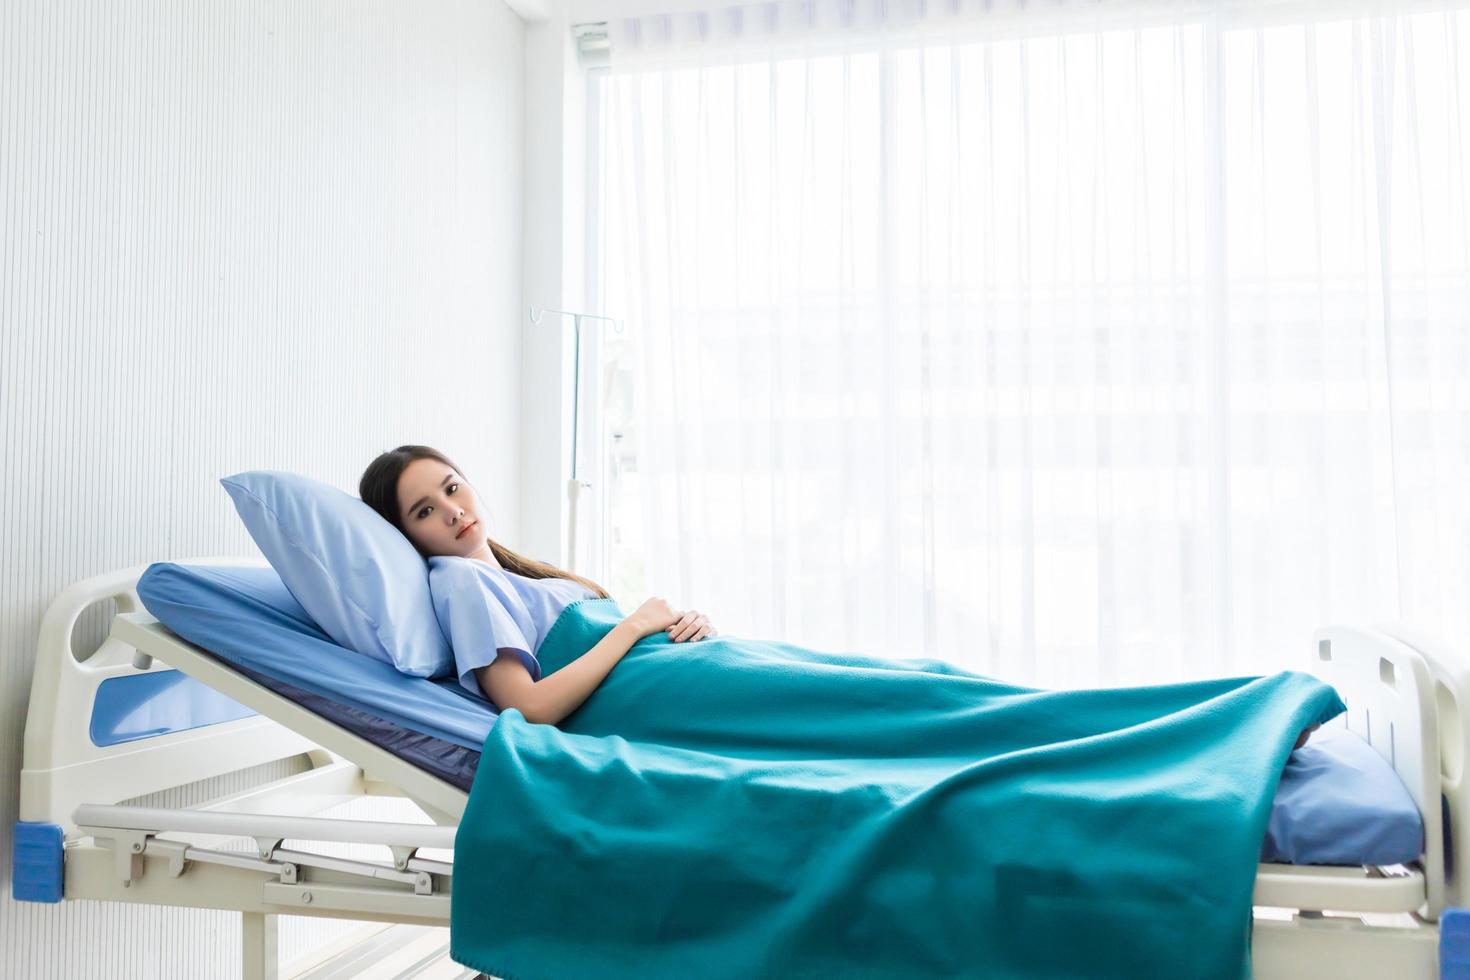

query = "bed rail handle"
(72, 804), (457, 852)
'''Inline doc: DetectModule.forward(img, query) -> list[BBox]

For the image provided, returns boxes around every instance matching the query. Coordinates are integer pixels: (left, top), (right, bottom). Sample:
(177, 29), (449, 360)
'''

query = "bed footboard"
(1311, 624), (1464, 920)
(1366, 623), (1470, 915)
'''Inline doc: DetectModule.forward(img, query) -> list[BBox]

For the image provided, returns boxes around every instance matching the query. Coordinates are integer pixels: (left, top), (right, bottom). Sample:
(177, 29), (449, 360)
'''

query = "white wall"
(518, 0), (589, 572)
(0, 0), (527, 974)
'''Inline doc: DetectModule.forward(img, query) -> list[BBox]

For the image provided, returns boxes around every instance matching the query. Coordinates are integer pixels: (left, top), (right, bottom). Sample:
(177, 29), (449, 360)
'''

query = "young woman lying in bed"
(350, 446), (1350, 979)
(357, 443), (1320, 749)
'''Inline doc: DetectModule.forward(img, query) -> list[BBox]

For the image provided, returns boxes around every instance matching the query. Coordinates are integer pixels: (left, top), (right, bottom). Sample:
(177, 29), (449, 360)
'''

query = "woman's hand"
(666, 609), (716, 643)
(623, 597), (681, 640)
(622, 598), (718, 642)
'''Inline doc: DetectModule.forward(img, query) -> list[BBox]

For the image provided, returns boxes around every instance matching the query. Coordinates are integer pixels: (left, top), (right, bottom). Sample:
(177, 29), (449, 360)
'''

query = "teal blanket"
(450, 599), (1346, 979)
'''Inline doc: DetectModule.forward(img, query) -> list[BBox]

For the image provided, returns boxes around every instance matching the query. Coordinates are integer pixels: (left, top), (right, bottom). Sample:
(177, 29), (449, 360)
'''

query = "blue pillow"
(1261, 725), (1424, 865)
(220, 470), (453, 677)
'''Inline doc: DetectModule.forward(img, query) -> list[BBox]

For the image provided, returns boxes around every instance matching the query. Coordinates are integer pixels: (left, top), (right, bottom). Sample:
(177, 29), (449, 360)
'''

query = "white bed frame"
(16, 561), (1464, 978)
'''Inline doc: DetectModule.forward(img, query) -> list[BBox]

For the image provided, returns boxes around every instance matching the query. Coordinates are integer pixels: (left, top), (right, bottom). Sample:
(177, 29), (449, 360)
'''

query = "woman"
(361, 443), (1318, 747)
(359, 443), (716, 727)
(361, 445), (1339, 980)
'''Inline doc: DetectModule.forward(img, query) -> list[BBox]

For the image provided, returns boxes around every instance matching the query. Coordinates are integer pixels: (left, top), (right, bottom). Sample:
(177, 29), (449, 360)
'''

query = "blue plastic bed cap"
(12, 821), (63, 903)
(1442, 907), (1470, 980)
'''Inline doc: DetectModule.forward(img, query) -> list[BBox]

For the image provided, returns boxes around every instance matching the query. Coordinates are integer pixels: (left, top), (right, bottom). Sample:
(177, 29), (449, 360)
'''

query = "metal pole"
(529, 308), (623, 573)
(242, 912), (279, 980)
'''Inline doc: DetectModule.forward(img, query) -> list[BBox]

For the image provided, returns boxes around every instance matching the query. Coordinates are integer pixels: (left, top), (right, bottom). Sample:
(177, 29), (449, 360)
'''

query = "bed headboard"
(19, 559), (320, 834)
(1312, 624), (1451, 919)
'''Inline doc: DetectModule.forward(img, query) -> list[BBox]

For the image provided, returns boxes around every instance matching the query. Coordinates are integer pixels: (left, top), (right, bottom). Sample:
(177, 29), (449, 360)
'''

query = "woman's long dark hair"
(359, 444), (610, 600)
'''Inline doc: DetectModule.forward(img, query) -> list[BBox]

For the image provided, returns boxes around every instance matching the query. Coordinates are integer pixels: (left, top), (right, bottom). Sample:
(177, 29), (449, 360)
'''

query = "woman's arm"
(477, 621), (646, 727)
(476, 596), (683, 726)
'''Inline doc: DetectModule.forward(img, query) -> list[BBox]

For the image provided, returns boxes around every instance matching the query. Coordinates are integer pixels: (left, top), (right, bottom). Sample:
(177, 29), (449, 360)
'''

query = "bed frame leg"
(242, 912), (279, 980)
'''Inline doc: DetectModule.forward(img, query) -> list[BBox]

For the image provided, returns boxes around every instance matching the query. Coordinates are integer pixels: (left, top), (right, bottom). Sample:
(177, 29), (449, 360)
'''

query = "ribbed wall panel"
(0, 0), (526, 974)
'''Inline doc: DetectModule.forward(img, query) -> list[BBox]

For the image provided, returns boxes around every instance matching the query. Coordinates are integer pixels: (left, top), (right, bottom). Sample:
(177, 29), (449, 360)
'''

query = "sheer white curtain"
(593, 0), (1470, 688)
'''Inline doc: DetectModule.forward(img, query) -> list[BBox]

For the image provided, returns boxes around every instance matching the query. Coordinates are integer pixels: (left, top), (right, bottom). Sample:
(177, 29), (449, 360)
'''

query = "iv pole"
(529, 306), (624, 574)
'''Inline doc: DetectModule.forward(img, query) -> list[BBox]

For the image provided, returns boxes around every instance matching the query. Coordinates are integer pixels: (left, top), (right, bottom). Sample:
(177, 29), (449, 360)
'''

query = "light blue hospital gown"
(427, 555), (598, 703)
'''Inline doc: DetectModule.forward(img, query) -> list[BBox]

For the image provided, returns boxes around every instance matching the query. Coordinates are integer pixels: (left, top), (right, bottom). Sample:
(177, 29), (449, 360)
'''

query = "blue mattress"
(135, 562), (1424, 866)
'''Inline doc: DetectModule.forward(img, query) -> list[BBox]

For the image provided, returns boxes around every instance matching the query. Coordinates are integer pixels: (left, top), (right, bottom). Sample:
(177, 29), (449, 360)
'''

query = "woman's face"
(396, 457), (491, 560)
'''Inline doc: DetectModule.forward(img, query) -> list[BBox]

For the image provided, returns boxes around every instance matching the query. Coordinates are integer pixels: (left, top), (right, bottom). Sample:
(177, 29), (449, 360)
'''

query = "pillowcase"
(220, 469), (453, 677)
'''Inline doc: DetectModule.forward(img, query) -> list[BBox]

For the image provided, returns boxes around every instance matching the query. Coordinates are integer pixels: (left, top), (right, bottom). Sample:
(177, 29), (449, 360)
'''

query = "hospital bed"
(12, 560), (1463, 979)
